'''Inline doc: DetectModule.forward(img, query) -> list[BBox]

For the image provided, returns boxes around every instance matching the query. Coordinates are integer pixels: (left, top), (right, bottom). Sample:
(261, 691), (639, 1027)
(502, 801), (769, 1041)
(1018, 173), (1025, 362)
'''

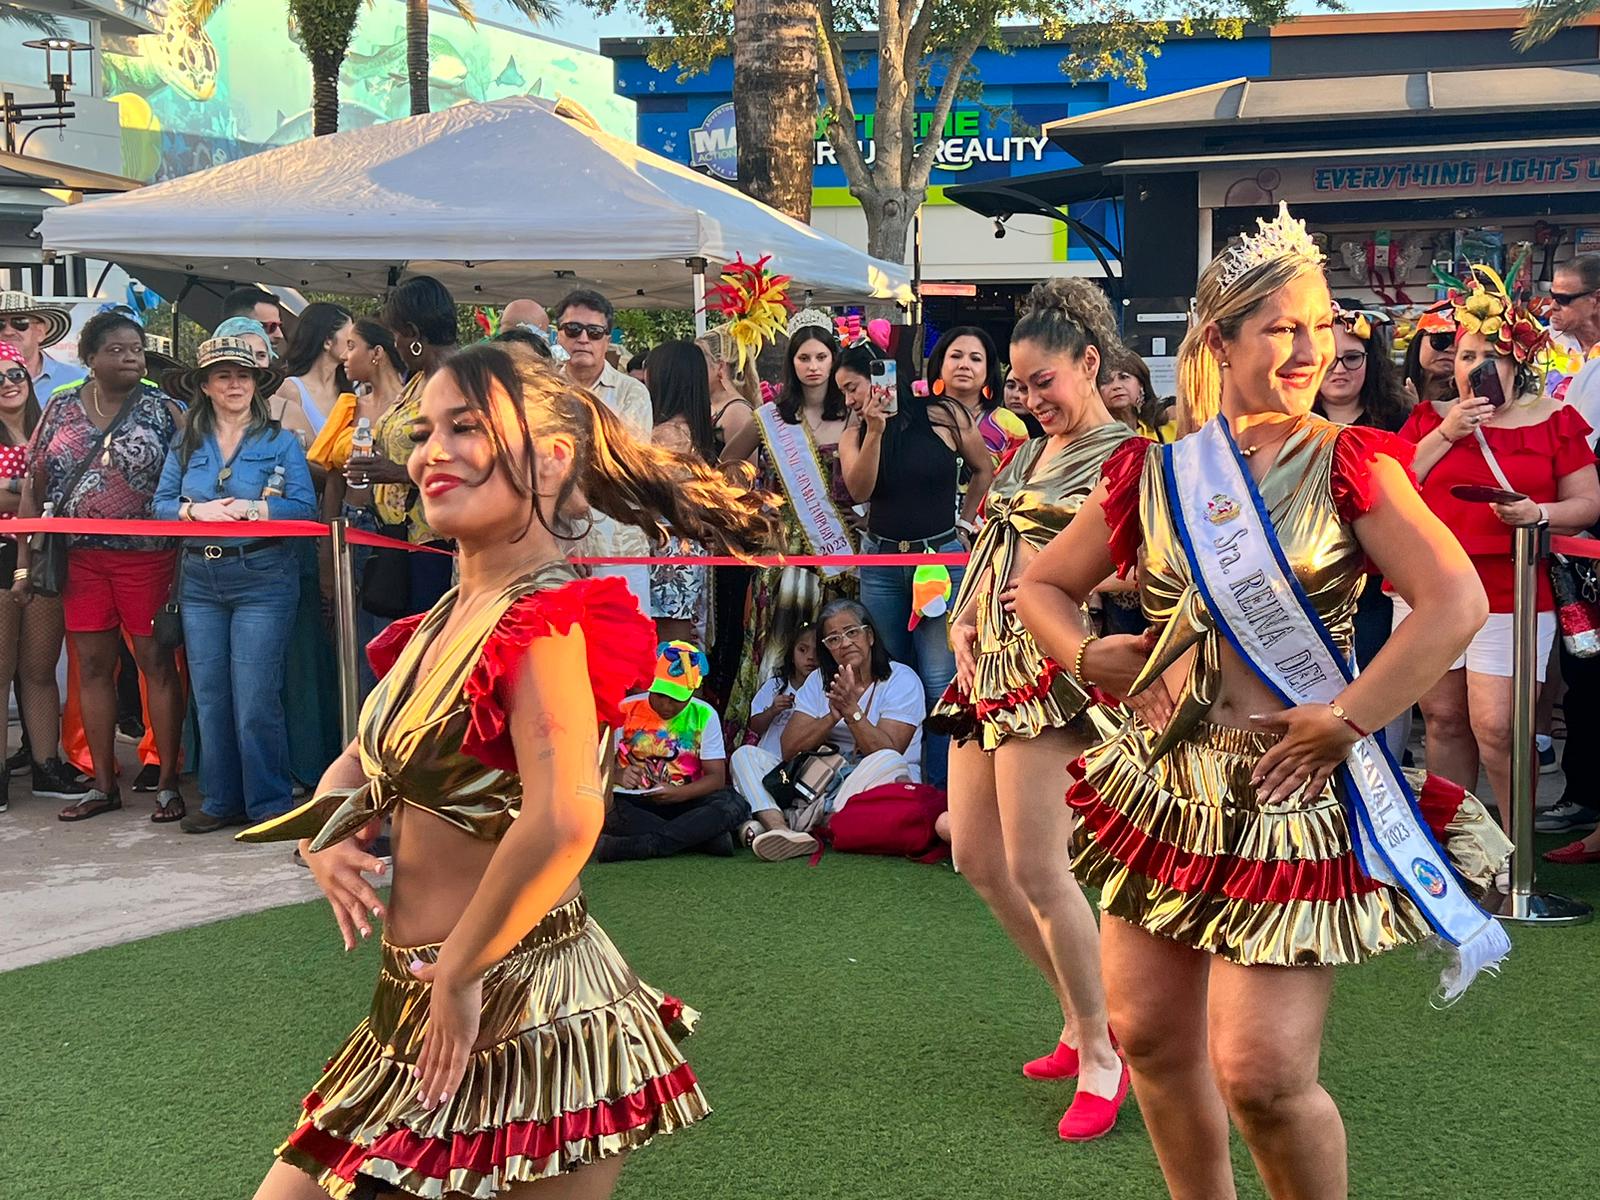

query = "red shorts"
(63, 547), (175, 637)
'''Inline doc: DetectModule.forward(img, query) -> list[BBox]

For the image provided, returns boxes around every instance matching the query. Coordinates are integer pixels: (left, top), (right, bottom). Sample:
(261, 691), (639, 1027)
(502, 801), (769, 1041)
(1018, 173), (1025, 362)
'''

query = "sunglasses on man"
(558, 322), (611, 342)
(1550, 288), (1599, 308)
(1, 367), (29, 385)
(3, 318), (36, 333)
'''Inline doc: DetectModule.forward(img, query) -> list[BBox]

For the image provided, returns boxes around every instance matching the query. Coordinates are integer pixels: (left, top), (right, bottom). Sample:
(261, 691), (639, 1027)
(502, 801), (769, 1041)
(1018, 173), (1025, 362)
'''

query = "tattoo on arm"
(532, 711), (564, 739)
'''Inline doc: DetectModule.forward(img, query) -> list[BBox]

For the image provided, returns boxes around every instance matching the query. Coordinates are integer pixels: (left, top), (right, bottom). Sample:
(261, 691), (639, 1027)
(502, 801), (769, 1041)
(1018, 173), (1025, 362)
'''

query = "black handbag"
(359, 518), (415, 619)
(153, 550), (184, 649)
(30, 402), (135, 598)
(762, 745), (847, 810)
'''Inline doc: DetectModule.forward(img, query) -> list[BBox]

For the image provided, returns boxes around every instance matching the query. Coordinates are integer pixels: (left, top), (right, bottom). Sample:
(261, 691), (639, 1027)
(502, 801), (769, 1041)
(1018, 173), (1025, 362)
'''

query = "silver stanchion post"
(328, 518), (362, 745)
(1497, 521), (1592, 925)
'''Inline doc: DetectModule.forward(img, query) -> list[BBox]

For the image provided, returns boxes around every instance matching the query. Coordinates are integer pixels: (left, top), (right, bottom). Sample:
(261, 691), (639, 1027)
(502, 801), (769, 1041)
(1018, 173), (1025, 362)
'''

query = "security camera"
(994, 218), (1007, 239)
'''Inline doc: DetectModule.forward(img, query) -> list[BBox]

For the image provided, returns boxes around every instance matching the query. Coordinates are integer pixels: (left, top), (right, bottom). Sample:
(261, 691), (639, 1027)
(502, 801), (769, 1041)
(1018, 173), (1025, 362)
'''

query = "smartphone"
(1468, 359), (1507, 408)
(870, 358), (899, 417)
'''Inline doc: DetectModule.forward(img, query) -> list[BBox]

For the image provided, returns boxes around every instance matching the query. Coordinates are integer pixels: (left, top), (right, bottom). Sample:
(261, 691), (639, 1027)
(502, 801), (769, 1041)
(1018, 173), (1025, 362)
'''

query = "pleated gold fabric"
(277, 896), (710, 1199)
(931, 425), (1136, 749)
(1067, 719), (1511, 967)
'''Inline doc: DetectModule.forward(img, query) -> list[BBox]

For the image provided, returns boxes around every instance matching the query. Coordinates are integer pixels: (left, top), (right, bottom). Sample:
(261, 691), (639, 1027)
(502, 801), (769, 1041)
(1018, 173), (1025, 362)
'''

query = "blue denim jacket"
(154, 425), (317, 546)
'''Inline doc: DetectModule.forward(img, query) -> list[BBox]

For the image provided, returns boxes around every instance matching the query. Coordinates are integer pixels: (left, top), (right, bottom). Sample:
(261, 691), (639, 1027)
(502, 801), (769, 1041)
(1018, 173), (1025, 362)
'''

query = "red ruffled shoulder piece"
(365, 613), (428, 680)
(461, 576), (658, 772)
(1332, 425), (1418, 525)
(1100, 437), (1156, 578)
(1552, 403), (1598, 477)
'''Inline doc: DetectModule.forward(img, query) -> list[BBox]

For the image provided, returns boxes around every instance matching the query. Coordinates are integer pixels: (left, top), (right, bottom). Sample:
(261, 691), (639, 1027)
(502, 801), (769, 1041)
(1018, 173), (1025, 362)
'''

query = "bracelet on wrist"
(12, 567), (29, 582)
(1072, 633), (1100, 686)
(1328, 701), (1368, 739)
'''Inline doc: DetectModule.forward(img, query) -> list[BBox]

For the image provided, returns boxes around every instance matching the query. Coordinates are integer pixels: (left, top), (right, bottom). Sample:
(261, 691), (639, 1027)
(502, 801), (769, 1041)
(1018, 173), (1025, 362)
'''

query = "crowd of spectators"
(5, 254), (1600, 874)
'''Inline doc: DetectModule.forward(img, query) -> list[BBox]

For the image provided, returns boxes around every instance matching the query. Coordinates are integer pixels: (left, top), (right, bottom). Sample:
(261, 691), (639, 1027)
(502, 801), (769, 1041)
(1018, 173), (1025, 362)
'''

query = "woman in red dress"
(1395, 273), (1600, 824)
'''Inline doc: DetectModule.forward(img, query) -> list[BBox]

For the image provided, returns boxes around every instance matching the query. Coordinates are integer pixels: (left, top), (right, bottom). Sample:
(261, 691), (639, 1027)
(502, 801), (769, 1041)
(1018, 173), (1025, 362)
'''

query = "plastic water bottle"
(262, 465), (285, 499)
(348, 417), (374, 491)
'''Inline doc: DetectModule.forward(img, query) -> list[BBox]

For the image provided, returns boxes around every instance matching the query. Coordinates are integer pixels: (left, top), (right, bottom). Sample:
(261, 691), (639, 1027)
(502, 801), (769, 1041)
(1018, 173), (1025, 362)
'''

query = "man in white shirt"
(0, 292), (84, 399)
(1553, 256), (1600, 446)
(555, 288), (654, 610)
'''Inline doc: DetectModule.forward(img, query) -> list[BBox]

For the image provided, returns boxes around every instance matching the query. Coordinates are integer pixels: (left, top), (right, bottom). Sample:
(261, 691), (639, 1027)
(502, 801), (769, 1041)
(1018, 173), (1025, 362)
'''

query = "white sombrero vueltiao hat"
(0, 291), (71, 348)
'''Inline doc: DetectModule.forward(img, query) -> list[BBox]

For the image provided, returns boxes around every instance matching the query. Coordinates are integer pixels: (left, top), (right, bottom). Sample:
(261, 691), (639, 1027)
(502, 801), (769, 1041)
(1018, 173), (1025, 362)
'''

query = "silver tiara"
(1218, 202), (1325, 292)
(786, 307), (832, 337)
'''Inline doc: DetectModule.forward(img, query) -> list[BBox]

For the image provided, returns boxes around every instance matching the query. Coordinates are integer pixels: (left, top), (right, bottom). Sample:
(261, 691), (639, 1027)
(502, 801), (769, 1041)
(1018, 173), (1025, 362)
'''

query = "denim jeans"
(857, 534), (967, 787)
(180, 545), (300, 820)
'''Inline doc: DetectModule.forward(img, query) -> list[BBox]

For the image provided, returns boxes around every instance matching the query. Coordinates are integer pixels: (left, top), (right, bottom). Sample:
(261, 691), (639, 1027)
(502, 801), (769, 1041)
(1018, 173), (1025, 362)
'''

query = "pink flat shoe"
(1544, 840), (1600, 865)
(1058, 1061), (1132, 1142)
(1023, 1041), (1078, 1080)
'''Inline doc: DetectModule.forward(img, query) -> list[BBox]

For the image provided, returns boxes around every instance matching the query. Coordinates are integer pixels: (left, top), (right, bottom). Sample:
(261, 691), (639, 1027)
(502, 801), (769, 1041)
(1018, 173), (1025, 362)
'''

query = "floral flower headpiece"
(703, 253), (793, 375)
(1447, 265), (1551, 367)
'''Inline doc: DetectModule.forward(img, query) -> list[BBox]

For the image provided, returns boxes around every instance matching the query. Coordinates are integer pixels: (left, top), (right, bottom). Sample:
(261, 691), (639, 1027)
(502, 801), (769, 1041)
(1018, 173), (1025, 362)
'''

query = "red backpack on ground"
(811, 781), (950, 865)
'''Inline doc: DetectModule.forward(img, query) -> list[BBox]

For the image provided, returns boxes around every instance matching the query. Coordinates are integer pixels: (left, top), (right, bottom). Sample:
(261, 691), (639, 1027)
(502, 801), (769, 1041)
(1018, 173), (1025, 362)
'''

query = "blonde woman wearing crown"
(1016, 206), (1512, 1199)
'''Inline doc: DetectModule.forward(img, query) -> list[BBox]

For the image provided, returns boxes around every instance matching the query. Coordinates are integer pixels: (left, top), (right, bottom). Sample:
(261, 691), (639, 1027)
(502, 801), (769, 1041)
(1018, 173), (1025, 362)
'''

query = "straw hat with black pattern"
(0, 291), (70, 348)
(161, 336), (286, 404)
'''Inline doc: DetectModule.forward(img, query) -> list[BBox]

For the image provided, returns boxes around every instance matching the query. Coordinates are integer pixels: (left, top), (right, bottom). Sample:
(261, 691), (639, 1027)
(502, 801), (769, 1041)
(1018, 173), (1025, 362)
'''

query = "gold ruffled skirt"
(1068, 719), (1511, 967)
(929, 605), (1093, 750)
(277, 895), (709, 1199)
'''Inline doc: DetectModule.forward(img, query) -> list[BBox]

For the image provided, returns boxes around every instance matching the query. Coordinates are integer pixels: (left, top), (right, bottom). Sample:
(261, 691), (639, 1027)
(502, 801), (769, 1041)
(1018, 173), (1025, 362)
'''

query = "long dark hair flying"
(779, 325), (846, 424)
(645, 340), (717, 461)
(437, 342), (781, 553)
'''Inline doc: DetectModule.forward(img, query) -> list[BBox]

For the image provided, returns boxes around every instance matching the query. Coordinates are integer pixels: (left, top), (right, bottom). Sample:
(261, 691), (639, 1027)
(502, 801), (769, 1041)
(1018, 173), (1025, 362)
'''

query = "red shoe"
(1058, 1061), (1131, 1142)
(1024, 1041), (1079, 1080)
(1543, 840), (1600, 865)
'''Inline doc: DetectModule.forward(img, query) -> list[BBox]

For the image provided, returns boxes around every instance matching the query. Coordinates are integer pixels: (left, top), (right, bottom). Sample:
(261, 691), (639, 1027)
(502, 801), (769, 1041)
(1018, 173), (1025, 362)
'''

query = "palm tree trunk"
(407, 0), (431, 116)
(731, 0), (817, 222)
(312, 56), (340, 136)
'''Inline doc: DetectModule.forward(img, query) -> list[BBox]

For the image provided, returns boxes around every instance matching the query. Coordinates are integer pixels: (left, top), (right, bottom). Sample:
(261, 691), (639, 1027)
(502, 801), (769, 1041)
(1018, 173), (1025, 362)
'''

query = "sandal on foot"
(58, 789), (122, 822)
(151, 790), (187, 824)
(1059, 1061), (1132, 1142)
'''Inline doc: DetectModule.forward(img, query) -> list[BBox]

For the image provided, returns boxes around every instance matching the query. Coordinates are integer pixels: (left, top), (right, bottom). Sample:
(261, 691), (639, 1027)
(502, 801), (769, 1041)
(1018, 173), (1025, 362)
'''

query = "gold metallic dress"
(1071, 422), (1510, 967)
(238, 564), (710, 1199)
(930, 425), (1137, 749)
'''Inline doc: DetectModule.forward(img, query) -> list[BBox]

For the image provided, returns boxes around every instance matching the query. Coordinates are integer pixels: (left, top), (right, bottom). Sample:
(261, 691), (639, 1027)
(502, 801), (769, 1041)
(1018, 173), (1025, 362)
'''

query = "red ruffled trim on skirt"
(1064, 756), (1470, 904)
(289, 1062), (700, 1186)
(1099, 437), (1155, 580)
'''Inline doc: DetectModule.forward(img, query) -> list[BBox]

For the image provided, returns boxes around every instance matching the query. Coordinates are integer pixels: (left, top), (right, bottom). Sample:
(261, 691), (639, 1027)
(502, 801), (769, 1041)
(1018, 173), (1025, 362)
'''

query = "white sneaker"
(752, 828), (818, 862)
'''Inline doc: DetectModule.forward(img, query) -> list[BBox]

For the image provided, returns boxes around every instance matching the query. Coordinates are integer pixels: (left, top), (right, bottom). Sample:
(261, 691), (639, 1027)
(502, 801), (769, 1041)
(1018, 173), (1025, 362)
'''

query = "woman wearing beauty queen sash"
(1017, 204), (1511, 1200)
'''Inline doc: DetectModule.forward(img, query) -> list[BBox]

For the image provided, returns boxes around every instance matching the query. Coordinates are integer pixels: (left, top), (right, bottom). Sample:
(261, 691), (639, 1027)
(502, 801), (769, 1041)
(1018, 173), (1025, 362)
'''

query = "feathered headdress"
(1447, 265), (1551, 368)
(474, 307), (501, 339)
(703, 254), (793, 374)
(1332, 303), (1391, 342)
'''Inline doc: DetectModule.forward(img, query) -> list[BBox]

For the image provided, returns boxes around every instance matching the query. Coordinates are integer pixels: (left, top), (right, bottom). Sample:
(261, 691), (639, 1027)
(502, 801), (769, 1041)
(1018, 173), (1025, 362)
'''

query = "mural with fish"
(100, 1), (635, 183)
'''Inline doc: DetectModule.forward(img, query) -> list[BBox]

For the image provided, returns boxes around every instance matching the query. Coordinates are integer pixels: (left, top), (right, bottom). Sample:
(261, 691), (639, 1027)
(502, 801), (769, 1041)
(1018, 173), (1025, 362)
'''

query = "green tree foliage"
(583, 2), (1338, 262)
(1516, 1), (1599, 47)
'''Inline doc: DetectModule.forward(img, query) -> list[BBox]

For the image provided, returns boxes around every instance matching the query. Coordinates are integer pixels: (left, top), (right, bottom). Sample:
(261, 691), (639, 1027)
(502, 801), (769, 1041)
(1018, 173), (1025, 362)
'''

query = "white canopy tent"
(38, 97), (913, 314)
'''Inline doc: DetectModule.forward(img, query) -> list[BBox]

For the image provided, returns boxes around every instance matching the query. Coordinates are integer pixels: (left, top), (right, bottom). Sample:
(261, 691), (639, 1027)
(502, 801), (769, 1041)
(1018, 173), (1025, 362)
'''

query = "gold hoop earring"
(409, 340), (423, 357)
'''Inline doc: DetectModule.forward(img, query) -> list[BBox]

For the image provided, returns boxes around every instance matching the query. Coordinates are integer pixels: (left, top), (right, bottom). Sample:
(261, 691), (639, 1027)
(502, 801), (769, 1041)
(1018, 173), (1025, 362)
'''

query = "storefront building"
(949, 9), (1600, 368)
(603, 28), (1266, 340)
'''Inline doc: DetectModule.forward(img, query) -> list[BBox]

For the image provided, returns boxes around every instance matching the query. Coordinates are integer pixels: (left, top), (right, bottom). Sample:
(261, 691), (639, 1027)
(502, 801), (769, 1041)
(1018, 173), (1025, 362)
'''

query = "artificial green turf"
(5, 851), (1599, 1199)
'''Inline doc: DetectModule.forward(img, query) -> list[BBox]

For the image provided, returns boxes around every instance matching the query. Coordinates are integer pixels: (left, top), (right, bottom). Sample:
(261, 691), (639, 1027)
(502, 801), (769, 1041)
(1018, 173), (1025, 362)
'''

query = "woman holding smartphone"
(836, 342), (992, 787)
(1397, 270), (1600, 824)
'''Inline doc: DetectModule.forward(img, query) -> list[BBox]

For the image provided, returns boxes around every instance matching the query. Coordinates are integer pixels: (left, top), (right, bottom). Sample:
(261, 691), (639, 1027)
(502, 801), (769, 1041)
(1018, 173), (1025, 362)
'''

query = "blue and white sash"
(1164, 417), (1508, 1001)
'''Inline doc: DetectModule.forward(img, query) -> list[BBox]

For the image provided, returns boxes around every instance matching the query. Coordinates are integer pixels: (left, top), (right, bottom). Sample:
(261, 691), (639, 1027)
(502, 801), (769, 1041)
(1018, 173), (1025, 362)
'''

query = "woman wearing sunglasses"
(0, 343), (92, 813)
(735, 599), (928, 861)
(1402, 312), (1459, 406)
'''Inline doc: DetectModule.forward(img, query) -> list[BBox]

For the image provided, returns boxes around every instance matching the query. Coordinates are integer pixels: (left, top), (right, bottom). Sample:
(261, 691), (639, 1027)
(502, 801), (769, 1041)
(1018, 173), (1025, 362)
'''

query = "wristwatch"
(847, 708), (864, 724)
(247, 500), (263, 521)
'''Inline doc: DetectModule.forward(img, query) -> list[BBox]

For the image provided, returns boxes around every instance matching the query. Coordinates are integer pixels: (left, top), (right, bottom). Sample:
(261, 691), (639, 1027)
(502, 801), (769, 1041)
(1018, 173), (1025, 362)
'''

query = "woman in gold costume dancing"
(1017, 207), (1510, 1199)
(928, 279), (1140, 1142)
(241, 343), (777, 1200)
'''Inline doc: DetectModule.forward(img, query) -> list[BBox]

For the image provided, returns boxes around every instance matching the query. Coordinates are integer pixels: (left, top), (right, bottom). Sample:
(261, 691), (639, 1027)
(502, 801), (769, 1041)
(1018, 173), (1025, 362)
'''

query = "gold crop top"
(1104, 418), (1408, 759)
(237, 563), (658, 852)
